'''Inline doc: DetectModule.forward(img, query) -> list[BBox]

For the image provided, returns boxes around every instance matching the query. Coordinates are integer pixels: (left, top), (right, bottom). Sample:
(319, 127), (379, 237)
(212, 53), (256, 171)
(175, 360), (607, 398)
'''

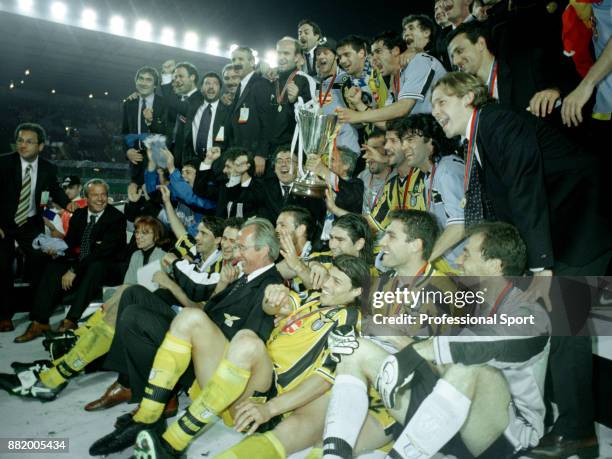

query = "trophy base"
(291, 173), (327, 199)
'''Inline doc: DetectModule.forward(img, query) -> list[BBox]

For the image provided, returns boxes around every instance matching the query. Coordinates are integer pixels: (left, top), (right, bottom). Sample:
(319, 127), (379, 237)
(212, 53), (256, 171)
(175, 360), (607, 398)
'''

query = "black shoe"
(11, 359), (52, 374)
(134, 429), (185, 459)
(0, 371), (67, 401)
(529, 434), (599, 459)
(43, 330), (77, 360)
(89, 417), (166, 456)
(115, 411), (133, 430)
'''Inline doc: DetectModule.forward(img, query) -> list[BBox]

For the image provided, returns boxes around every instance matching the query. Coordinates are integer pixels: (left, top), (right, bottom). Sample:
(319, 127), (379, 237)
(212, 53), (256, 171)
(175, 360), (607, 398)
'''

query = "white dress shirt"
(192, 99), (220, 151)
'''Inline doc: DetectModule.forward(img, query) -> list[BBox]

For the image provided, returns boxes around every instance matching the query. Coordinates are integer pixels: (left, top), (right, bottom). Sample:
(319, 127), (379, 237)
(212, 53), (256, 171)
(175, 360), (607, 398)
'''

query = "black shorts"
(396, 365), (516, 459)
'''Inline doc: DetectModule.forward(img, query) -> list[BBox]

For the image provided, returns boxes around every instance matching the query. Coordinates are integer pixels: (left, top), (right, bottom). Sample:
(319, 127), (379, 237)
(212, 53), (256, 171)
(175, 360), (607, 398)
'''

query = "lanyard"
(281, 304), (336, 332)
(488, 282), (513, 317)
(390, 263), (431, 315)
(463, 109), (481, 193)
(369, 170), (391, 211)
(319, 73), (337, 107)
(276, 69), (299, 105)
(487, 60), (498, 98)
(426, 162), (438, 211)
(398, 169), (414, 209)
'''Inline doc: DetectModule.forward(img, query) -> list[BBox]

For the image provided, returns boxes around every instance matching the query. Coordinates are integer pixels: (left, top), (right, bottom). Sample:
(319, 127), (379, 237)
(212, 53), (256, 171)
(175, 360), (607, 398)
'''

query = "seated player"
(130, 255), (389, 459)
(322, 222), (551, 459)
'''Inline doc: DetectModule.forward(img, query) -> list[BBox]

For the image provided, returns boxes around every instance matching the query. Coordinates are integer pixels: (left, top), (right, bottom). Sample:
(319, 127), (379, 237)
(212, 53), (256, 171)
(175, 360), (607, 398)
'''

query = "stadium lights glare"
(24, 69), (30, 75)
(9, 82), (15, 89)
(51, 89), (56, 93)
(104, 91), (109, 95)
(109, 15), (125, 34)
(88, 93), (93, 98)
(206, 37), (220, 55)
(134, 19), (153, 42)
(161, 27), (175, 46)
(229, 44), (239, 54)
(264, 49), (278, 68)
(50, 1), (67, 21)
(184, 31), (199, 51)
(81, 8), (97, 29)
(18, 0), (34, 13)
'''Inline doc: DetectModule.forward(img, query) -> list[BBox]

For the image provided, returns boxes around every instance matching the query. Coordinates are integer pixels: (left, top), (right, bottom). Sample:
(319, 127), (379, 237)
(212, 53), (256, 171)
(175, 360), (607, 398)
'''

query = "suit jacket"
(476, 104), (611, 269)
(165, 90), (204, 168)
(0, 152), (69, 230)
(64, 205), (127, 277)
(204, 265), (283, 341)
(121, 95), (169, 139)
(228, 73), (274, 159)
(184, 100), (231, 161)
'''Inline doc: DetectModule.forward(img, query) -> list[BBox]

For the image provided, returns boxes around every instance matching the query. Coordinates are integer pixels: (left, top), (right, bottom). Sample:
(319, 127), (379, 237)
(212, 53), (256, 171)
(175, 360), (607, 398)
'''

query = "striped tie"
(15, 165), (32, 226)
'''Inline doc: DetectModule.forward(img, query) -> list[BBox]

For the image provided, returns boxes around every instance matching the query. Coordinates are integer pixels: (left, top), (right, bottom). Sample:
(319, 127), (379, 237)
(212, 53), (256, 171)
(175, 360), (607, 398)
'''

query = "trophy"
(291, 105), (339, 198)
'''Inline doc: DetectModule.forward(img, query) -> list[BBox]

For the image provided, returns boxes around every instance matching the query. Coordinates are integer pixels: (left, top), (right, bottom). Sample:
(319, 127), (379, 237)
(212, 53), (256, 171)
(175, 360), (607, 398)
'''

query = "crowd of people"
(0, 0), (611, 457)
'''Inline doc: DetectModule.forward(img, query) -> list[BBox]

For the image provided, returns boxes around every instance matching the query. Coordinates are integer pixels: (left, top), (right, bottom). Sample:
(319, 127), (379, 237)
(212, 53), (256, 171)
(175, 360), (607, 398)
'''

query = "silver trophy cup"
(291, 108), (339, 198)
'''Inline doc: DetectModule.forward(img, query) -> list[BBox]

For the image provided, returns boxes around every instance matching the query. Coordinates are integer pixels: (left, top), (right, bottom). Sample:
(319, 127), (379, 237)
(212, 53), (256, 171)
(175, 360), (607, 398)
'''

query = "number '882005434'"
(3, 438), (69, 453)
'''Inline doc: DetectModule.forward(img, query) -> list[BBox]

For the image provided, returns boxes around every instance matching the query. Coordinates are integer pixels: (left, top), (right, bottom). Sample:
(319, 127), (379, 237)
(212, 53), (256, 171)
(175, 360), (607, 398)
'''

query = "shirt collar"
(20, 156), (38, 173)
(87, 209), (105, 221)
(200, 249), (221, 271)
(247, 262), (274, 282)
(142, 93), (155, 106)
(240, 71), (255, 91)
(463, 109), (475, 142)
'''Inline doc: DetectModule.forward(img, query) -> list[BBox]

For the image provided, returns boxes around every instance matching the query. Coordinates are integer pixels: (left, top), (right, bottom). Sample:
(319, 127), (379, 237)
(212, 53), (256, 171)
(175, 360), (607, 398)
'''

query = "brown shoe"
(0, 319), (14, 332)
(14, 321), (50, 343)
(84, 381), (132, 411)
(530, 433), (599, 458)
(57, 319), (77, 333)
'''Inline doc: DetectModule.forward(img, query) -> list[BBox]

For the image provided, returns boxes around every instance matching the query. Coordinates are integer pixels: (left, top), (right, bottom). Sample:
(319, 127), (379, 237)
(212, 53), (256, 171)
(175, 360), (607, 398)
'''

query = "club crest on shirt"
(224, 313), (240, 327)
(311, 319), (325, 331)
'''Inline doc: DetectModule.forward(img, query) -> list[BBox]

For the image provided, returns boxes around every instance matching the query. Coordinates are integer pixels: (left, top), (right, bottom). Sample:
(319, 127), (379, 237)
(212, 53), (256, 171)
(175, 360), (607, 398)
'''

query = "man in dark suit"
(88, 218), (283, 456)
(123, 66), (169, 185)
(432, 72), (612, 458)
(183, 71), (230, 163)
(14, 179), (127, 342)
(298, 19), (323, 77)
(0, 123), (70, 332)
(227, 47), (274, 177)
(166, 62), (203, 169)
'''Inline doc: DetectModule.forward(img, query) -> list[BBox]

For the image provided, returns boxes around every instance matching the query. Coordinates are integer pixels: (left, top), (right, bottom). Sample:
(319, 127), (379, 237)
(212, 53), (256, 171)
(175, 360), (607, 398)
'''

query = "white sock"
(323, 374), (369, 459)
(389, 379), (472, 459)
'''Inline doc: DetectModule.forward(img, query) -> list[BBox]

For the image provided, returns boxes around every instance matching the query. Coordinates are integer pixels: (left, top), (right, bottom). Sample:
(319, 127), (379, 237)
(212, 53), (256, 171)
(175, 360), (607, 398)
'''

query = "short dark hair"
(333, 213), (374, 264)
(332, 254), (370, 292)
(15, 122), (46, 144)
(273, 144), (292, 160)
(182, 159), (200, 171)
(386, 117), (404, 136)
(467, 222), (527, 276)
(337, 35), (369, 54)
(388, 209), (439, 260)
(367, 127), (386, 141)
(201, 71), (222, 87)
(134, 215), (165, 244)
(446, 20), (491, 51)
(402, 14), (437, 51)
(175, 61), (199, 85)
(280, 205), (314, 240)
(396, 114), (457, 159)
(298, 19), (322, 38)
(372, 31), (407, 53)
(199, 216), (225, 238)
(224, 217), (245, 231)
(225, 147), (254, 174)
(135, 66), (160, 87)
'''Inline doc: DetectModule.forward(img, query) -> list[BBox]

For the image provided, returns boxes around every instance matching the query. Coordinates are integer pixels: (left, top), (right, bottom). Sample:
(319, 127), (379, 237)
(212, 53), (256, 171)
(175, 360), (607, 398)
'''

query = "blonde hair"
(432, 71), (492, 108)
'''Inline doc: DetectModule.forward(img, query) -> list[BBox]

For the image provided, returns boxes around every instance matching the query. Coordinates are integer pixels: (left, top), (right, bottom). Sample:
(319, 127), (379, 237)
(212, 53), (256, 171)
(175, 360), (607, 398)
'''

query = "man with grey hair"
(88, 218), (284, 456)
(15, 179), (127, 342)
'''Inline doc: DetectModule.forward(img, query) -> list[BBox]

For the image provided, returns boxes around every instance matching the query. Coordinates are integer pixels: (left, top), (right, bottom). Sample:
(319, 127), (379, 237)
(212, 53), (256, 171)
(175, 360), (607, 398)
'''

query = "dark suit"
(475, 103), (611, 270)
(166, 90), (204, 168)
(104, 266), (282, 401)
(30, 205), (127, 323)
(122, 95), (169, 184)
(0, 152), (69, 319)
(183, 99), (231, 163)
(228, 73), (274, 159)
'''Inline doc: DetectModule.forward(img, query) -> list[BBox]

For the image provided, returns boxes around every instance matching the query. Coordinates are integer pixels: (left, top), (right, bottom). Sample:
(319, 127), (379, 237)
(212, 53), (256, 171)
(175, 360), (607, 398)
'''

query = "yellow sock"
(42, 320), (115, 387)
(74, 308), (105, 336)
(133, 333), (192, 424)
(304, 447), (323, 459)
(163, 359), (250, 452)
(213, 432), (286, 459)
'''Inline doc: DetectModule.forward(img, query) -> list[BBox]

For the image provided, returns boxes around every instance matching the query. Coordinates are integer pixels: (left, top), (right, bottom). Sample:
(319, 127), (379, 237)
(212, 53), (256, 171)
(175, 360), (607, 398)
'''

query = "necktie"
(463, 140), (495, 227)
(141, 98), (149, 132)
(15, 165), (32, 226)
(195, 104), (213, 154)
(281, 184), (291, 198)
(79, 215), (97, 260)
(229, 275), (248, 295)
(173, 95), (188, 143)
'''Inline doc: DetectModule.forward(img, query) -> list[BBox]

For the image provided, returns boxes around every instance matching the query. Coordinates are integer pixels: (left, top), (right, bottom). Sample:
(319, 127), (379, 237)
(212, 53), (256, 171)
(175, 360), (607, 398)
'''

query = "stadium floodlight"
(88, 93), (93, 98)
(9, 82), (15, 89)
(160, 27), (175, 46)
(184, 31), (199, 51)
(18, 0), (34, 13)
(24, 69), (30, 75)
(81, 8), (97, 29)
(205, 37), (220, 55)
(109, 15), (124, 34)
(104, 91), (108, 95)
(134, 19), (153, 42)
(51, 89), (56, 93)
(50, 1), (67, 21)
(264, 49), (277, 68)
